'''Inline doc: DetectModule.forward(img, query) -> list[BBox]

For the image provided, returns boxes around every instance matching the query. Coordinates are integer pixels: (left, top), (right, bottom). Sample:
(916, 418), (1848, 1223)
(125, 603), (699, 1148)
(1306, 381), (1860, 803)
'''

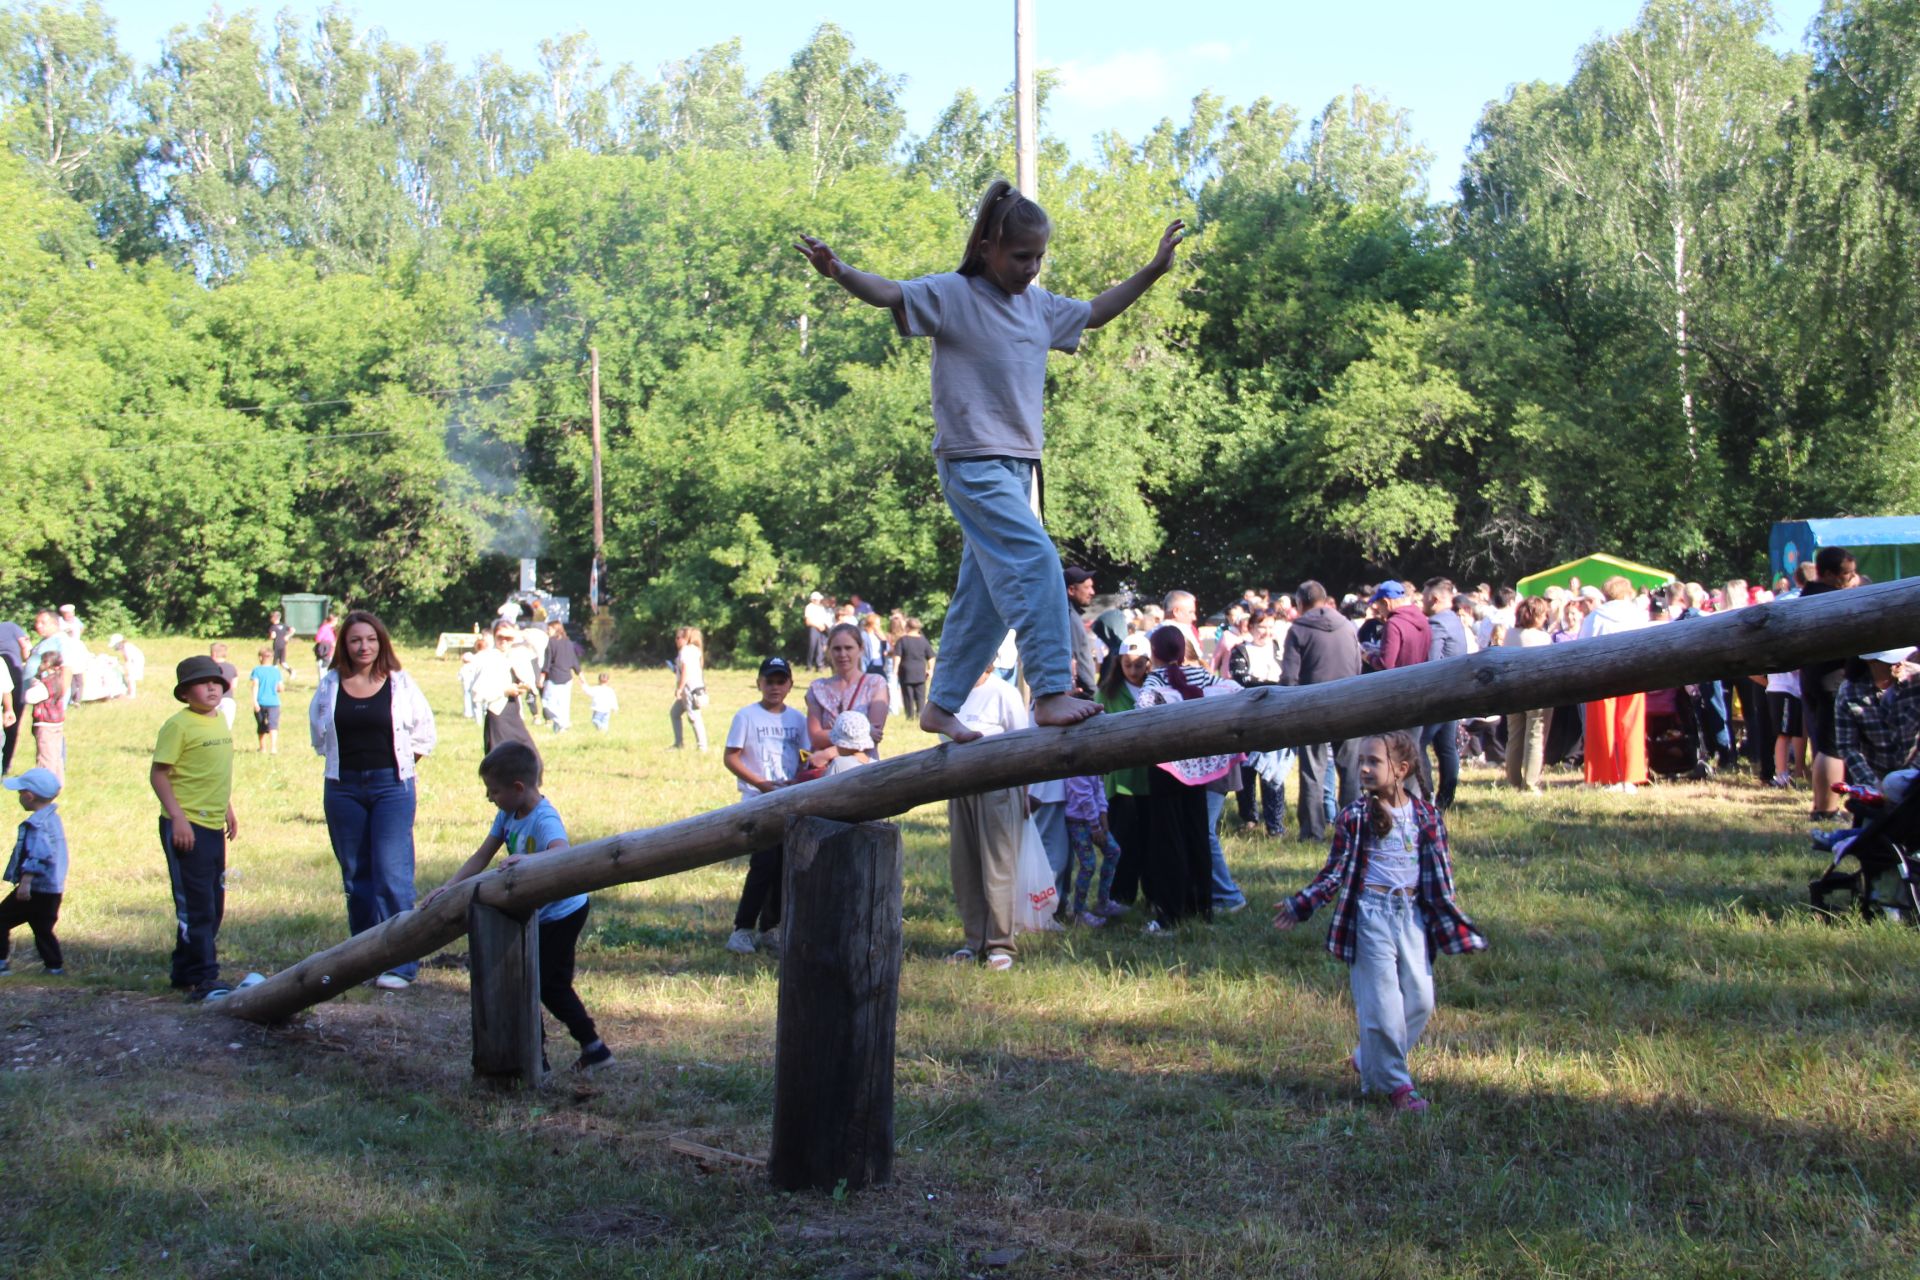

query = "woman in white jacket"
(310, 611), (438, 990)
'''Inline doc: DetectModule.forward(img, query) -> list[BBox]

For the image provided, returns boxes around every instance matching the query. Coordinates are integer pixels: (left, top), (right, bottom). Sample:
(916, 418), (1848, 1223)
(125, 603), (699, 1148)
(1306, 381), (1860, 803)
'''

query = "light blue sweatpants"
(1349, 891), (1435, 1095)
(927, 456), (1074, 713)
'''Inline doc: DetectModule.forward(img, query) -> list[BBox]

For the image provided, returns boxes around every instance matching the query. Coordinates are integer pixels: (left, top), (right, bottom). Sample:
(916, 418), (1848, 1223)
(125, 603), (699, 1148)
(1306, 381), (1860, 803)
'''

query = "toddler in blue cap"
(2, 767), (67, 975)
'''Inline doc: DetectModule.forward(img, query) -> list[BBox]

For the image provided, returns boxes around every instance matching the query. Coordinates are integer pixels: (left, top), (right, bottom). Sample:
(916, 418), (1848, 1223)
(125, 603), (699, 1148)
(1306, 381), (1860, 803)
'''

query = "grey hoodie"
(1281, 607), (1364, 686)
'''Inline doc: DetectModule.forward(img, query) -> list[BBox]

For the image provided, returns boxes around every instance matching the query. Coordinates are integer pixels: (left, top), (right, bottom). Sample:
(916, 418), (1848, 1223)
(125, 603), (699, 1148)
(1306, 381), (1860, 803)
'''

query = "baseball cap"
(1861, 646), (1916, 665)
(2, 768), (61, 800)
(1368, 581), (1406, 603)
(809, 592), (823, 602)
(759, 656), (794, 680)
(1063, 567), (1094, 587)
(1120, 633), (1153, 658)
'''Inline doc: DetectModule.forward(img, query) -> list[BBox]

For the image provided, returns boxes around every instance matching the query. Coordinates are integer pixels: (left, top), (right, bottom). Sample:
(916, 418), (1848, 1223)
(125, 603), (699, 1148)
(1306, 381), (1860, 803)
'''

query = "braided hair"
(1148, 625), (1201, 700)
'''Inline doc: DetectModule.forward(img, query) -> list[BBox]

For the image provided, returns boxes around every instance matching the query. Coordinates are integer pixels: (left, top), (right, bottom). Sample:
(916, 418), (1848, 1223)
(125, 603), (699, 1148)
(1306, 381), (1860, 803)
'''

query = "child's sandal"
(1388, 1085), (1429, 1113)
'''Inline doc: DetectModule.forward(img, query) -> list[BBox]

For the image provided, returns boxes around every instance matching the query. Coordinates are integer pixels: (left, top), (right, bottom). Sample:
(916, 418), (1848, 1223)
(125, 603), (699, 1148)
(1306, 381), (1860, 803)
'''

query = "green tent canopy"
(1515, 553), (1675, 597)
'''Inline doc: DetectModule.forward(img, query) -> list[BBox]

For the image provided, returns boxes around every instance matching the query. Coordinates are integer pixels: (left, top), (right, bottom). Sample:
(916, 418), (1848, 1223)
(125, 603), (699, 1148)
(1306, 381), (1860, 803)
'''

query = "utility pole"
(1015, 0), (1036, 198)
(589, 345), (605, 614)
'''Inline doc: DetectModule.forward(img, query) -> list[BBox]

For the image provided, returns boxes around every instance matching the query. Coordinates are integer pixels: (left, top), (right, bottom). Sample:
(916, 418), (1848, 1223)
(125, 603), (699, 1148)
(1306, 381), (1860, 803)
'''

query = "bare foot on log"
(1032, 693), (1102, 728)
(920, 703), (983, 743)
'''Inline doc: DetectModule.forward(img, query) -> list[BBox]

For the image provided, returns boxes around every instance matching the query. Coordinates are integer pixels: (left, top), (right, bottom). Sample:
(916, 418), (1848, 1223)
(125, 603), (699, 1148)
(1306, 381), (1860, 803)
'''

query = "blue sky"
(104, 0), (1825, 192)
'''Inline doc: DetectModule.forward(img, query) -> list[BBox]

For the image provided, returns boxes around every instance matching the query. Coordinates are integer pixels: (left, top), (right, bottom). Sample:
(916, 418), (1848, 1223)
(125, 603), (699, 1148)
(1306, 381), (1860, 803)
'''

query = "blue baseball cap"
(3, 768), (61, 800)
(1368, 581), (1406, 603)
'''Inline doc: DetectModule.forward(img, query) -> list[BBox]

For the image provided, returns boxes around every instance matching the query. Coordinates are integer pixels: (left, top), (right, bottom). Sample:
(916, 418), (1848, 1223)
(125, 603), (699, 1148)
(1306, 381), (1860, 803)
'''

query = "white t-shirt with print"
(1362, 801), (1420, 890)
(725, 702), (809, 797)
(895, 272), (1093, 459)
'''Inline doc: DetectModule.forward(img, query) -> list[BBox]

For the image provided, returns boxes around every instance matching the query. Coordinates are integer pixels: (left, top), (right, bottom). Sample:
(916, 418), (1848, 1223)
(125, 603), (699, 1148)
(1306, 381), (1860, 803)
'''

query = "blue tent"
(1771, 517), (1920, 585)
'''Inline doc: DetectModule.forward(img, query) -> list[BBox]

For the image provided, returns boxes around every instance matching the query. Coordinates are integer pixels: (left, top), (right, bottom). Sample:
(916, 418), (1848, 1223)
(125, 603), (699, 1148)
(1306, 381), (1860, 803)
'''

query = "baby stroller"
(1808, 776), (1920, 926)
(1646, 685), (1712, 781)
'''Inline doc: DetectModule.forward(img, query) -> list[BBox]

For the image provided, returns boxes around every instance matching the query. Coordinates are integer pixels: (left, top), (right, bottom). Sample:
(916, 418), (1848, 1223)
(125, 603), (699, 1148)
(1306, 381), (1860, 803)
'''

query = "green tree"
(762, 24), (905, 192)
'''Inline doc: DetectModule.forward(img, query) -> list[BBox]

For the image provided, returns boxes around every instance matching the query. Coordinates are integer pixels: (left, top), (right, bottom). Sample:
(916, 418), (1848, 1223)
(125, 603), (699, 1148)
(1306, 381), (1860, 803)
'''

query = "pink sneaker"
(1388, 1085), (1429, 1114)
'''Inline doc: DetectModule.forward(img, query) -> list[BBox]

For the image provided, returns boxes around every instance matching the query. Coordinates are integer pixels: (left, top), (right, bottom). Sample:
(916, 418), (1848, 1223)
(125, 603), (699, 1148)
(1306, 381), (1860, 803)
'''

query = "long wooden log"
(220, 578), (1920, 1024)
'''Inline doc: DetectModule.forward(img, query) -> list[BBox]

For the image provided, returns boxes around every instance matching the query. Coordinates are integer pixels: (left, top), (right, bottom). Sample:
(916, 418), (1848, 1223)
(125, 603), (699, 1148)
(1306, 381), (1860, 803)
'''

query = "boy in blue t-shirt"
(248, 647), (285, 754)
(423, 740), (611, 1071)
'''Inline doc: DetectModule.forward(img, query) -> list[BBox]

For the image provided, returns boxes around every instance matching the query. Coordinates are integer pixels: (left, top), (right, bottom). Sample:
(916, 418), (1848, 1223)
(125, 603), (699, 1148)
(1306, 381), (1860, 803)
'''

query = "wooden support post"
(468, 902), (545, 1089)
(769, 816), (904, 1193)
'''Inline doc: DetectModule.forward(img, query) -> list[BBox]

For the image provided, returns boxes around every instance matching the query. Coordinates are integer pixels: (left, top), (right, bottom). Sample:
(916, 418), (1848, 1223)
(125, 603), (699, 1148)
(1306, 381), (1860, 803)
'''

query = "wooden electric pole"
(589, 345), (605, 614)
(1015, 0), (1037, 198)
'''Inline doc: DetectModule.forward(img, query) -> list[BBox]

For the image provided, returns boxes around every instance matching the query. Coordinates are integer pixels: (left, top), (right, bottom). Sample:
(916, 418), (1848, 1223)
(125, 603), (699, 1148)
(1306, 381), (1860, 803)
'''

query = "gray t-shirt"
(895, 272), (1093, 459)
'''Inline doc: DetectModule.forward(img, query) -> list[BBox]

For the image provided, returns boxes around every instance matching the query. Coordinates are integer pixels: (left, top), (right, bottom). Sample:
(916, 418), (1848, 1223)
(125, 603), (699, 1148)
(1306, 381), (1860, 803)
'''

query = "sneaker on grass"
(724, 928), (757, 955)
(187, 981), (233, 1004)
(373, 972), (411, 991)
(574, 1040), (614, 1071)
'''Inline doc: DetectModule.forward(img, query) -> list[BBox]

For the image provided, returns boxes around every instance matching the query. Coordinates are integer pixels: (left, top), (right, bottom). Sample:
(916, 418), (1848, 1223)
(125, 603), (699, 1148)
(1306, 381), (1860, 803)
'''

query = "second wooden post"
(768, 815), (904, 1192)
(468, 901), (545, 1089)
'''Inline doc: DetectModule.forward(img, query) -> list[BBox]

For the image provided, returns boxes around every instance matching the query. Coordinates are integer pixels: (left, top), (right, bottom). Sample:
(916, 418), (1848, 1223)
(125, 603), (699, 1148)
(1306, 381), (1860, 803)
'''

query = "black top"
(545, 634), (581, 684)
(1798, 581), (1845, 684)
(894, 634), (934, 685)
(269, 622), (292, 656)
(335, 678), (398, 771)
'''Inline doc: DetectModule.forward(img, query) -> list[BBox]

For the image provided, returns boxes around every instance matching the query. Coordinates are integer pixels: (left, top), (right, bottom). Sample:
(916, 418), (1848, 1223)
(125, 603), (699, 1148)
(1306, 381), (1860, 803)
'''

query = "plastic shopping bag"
(1013, 816), (1062, 933)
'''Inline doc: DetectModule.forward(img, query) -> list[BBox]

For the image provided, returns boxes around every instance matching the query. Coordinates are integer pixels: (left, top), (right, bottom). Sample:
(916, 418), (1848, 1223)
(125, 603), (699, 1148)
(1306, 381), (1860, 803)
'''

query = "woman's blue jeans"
(323, 768), (419, 980)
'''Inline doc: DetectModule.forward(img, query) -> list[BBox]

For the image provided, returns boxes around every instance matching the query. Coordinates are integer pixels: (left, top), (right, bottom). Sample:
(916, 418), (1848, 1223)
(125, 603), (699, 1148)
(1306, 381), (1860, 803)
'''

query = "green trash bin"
(279, 593), (331, 635)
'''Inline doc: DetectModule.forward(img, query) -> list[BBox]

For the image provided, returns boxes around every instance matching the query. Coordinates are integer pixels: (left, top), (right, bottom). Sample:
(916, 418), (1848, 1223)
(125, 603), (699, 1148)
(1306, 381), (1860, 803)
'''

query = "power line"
(3, 369), (587, 434)
(96, 412), (580, 455)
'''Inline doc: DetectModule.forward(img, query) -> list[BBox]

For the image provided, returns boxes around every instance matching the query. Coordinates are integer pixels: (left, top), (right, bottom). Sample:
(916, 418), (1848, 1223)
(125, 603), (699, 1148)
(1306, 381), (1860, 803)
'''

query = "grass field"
(2, 635), (1917, 1278)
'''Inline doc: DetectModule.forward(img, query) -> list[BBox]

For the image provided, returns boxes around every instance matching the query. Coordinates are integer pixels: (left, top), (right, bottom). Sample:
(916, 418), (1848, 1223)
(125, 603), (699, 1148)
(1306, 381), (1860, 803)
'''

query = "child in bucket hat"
(825, 711), (876, 775)
(152, 655), (239, 1001)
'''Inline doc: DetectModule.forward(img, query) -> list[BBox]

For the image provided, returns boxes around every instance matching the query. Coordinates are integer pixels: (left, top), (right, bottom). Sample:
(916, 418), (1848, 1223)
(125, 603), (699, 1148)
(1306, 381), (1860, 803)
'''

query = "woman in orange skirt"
(1577, 577), (1652, 790)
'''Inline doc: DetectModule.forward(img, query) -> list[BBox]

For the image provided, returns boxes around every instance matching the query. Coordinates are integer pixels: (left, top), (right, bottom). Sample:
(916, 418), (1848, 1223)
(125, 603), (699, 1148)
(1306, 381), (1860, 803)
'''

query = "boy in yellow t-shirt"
(150, 655), (238, 1002)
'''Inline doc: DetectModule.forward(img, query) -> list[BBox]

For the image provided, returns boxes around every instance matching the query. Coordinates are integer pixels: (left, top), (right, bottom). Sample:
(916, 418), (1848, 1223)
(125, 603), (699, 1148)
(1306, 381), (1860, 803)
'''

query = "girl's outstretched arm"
(1087, 220), (1185, 329)
(794, 235), (904, 309)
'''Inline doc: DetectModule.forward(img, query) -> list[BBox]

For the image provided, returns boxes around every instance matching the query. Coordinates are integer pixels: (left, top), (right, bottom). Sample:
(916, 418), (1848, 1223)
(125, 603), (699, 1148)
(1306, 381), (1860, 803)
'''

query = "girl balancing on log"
(1273, 731), (1487, 1114)
(795, 181), (1183, 742)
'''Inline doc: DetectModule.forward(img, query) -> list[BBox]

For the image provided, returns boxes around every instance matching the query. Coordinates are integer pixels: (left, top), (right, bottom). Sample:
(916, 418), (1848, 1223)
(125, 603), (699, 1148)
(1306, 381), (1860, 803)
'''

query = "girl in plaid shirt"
(1274, 730), (1486, 1113)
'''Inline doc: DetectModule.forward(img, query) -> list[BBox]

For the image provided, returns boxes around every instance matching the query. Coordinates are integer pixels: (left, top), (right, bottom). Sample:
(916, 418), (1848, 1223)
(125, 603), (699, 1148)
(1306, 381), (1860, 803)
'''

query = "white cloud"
(1046, 42), (1240, 109)
(1049, 50), (1172, 107)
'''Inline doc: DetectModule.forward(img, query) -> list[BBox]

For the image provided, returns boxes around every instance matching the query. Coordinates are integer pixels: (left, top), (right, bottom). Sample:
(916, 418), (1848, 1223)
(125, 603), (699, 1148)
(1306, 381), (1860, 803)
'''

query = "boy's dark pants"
(733, 842), (784, 932)
(1106, 793), (1148, 905)
(537, 902), (598, 1046)
(159, 818), (225, 987)
(0, 886), (62, 968)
